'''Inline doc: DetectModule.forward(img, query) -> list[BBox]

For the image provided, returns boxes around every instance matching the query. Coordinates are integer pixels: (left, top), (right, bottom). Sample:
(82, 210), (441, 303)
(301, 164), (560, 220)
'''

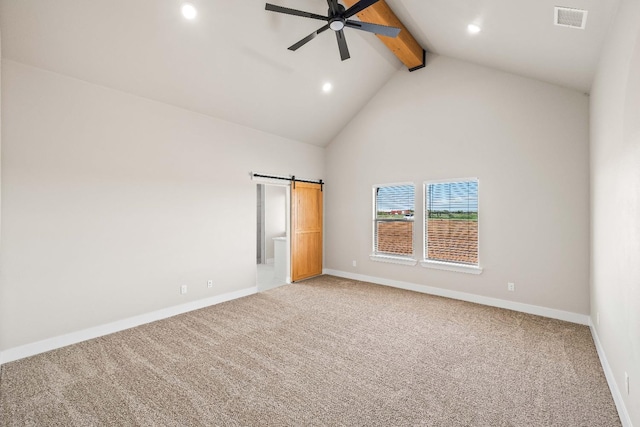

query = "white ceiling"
(387, 0), (619, 93)
(0, 0), (620, 146)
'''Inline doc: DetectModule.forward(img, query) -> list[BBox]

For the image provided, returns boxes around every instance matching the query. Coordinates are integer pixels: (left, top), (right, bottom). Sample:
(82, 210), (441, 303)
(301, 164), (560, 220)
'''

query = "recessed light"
(322, 82), (333, 93)
(467, 24), (481, 34)
(181, 3), (197, 20)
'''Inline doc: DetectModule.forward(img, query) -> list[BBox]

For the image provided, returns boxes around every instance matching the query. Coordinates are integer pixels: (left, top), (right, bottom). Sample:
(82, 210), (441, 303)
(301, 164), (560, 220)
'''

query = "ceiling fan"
(265, 0), (401, 61)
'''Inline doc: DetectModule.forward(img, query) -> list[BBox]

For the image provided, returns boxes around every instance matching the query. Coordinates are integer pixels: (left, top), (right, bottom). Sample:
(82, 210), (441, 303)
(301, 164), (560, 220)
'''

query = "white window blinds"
(374, 184), (415, 256)
(425, 179), (479, 265)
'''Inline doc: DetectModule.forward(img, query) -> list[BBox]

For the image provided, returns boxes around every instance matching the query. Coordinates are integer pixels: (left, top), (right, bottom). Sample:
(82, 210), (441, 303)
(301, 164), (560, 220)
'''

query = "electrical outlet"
(180, 285), (188, 295)
(625, 372), (629, 395)
(207, 280), (213, 288)
(507, 282), (515, 292)
(352, 260), (357, 267)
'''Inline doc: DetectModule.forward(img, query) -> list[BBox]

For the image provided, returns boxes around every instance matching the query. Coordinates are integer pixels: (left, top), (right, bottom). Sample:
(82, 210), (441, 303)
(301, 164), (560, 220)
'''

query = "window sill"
(370, 254), (418, 266)
(420, 259), (483, 275)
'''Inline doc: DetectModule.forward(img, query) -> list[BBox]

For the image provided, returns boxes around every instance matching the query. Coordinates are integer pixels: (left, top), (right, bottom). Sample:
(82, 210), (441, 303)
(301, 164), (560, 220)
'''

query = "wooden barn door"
(291, 182), (323, 282)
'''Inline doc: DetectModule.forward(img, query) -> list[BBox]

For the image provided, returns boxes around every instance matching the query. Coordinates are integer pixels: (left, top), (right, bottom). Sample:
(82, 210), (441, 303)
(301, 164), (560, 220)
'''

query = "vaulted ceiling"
(387, 0), (619, 92)
(0, 0), (620, 146)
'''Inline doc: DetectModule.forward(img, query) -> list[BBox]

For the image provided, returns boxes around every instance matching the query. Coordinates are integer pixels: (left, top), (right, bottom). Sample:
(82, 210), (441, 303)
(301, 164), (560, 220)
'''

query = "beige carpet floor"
(1, 275), (620, 426)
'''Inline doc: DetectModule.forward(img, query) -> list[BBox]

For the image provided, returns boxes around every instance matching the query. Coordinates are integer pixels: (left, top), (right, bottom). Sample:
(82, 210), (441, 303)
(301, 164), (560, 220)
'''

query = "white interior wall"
(0, 23), (3, 342)
(0, 60), (323, 351)
(264, 185), (286, 261)
(590, 0), (640, 423)
(1, 26), (635, 426)
(325, 55), (590, 316)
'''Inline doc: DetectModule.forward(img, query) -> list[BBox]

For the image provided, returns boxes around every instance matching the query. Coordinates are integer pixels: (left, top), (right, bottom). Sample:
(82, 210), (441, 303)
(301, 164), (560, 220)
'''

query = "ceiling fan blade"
(335, 30), (351, 61)
(343, 0), (380, 19)
(289, 24), (330, 51)
(265, 3), (329, 22)
(345, 20), (401, 38)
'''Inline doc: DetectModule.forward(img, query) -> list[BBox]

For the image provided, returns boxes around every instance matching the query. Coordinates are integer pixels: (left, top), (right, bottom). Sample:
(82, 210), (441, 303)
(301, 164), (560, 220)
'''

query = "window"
(423, 179), (481, 273)
(371, 184), (416, 264)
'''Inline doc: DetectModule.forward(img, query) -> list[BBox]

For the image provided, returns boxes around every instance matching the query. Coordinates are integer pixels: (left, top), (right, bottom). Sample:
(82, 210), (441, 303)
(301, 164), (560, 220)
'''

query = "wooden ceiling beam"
(342, 0), (425, 71)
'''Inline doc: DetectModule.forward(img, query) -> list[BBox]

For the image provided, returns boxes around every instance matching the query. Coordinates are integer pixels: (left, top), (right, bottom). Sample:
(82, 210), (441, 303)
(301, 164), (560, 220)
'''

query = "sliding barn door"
(291, 182), (323, 282)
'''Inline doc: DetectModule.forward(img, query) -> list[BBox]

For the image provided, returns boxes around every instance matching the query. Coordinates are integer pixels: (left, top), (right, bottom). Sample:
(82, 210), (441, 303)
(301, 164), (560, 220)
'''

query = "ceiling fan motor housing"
(329, 18), (346, 31)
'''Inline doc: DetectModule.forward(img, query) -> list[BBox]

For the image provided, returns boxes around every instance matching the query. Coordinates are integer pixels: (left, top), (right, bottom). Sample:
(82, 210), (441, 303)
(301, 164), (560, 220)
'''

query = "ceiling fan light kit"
(330, 19), (345, 31)
(265, 0), (401, 61)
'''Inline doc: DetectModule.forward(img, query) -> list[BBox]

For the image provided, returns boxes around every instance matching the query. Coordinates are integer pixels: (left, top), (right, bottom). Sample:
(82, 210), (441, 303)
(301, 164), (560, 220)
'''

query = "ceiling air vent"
(554, 7), (588, 29)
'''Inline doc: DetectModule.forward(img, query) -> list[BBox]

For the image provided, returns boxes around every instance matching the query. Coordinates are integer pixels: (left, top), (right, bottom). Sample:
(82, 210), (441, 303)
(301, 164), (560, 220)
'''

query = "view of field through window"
(426, 180), (478, 265)
(375, 185), (415, 256)
(373, 181), (479, 264)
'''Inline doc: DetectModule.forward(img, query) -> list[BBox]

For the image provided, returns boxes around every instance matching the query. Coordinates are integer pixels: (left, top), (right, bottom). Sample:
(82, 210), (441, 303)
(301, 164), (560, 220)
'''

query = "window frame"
(370, 182), (418, 266)
(421, 178), (483, 275)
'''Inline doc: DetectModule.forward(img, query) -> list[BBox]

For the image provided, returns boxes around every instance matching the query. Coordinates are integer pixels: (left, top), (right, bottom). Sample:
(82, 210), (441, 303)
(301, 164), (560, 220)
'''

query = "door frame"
(253, 177), (292, 284)
(257, 184), (266, 265)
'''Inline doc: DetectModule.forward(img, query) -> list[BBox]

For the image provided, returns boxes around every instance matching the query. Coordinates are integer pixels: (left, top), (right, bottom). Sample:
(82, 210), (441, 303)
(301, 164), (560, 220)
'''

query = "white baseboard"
(322, 269), (590, 325)
(590, 322), (633, 427)
(0, 286), (258, 366)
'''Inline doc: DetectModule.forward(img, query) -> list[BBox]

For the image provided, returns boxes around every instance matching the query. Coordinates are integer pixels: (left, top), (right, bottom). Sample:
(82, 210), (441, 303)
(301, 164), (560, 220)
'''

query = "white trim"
(370, 254), (418, 266)
(258, 184), (266, 264)
(423, 176), (479, 185)
(285, 185), (291, 286)
(322, 269), (589, 325)
(0, 286), (257, 366)
(372, 181), (416, 189)
(590, 323), (633, 427)
(420, 259), (483, 275)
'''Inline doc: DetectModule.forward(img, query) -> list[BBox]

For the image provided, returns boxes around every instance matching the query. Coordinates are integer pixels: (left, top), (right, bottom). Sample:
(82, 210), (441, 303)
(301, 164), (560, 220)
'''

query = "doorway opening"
(256, 183), (289, 291)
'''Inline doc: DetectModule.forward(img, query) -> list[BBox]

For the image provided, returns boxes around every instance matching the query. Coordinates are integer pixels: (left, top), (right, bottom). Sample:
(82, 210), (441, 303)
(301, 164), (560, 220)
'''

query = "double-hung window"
(371, 184), (417, 265)
(422, 179), (482, 274)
